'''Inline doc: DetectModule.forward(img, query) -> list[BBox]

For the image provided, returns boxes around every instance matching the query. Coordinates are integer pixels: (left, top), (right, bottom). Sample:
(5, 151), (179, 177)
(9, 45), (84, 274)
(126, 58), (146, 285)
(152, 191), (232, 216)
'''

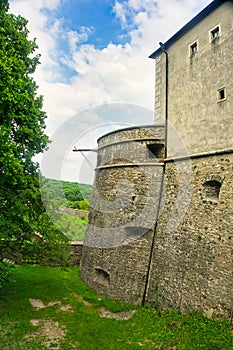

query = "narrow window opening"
(203, 180), (221, 202)
(190, 41), (197, 56)
(147, 143), (164, 159)
(210, 25), (220, 42)
(132, 195), (136, 203)
(97, 154), (101, 167)
(218, 88), (225, 101)
(94, 268), (110, 286)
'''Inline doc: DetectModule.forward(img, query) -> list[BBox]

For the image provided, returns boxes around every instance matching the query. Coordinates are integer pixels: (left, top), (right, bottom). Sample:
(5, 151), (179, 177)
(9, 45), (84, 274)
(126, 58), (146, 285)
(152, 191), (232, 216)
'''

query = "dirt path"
(28, 296), (136, 348)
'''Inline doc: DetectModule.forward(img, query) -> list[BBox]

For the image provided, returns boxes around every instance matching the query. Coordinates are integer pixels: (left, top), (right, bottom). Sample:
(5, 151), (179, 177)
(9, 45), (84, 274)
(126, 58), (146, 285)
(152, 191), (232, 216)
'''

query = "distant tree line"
(40, 178), (92, 211)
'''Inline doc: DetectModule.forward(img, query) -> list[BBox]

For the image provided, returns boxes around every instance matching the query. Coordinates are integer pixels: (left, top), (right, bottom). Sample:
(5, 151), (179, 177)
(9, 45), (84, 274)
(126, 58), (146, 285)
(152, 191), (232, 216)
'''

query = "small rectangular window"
(210, 25), (220, 42)
(190, 41), (198, 56)
(218, 88), (226, 102)
(147, 143), (164, 159)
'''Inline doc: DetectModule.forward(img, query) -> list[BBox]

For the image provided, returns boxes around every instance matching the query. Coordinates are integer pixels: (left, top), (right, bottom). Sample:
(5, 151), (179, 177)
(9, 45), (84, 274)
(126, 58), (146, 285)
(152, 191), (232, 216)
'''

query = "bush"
(0, 261), (12, 288)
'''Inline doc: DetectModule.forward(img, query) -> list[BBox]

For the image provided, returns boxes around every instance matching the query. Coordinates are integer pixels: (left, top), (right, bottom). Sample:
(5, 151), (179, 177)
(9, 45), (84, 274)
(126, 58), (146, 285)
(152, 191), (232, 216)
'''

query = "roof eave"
(149, 0), (226, 59)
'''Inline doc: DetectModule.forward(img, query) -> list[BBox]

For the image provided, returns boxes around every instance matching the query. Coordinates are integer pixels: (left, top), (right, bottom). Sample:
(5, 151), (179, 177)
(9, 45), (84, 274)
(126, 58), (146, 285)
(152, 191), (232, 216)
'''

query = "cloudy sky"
(9, 0), (211, 183)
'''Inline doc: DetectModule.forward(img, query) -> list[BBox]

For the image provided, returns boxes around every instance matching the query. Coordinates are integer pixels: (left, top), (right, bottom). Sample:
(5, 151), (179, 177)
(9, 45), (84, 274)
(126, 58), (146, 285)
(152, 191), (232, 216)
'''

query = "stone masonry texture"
(80, 126), (165, 304)
(147, 154), (233, 318)
(80, 1), (233, 318)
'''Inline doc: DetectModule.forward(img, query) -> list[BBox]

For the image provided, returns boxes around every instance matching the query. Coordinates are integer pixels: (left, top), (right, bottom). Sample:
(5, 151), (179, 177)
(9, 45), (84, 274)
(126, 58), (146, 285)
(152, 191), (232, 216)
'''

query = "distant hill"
(40, 178), (92, 241)
(40, 178), (92, 209)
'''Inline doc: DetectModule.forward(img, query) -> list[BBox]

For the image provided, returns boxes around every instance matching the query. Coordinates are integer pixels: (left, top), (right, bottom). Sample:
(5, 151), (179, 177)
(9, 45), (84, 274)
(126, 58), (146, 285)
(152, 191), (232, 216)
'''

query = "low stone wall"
(1, 241), (22, 264)
(70, 241), (83, 266)
(58, 208), (89, 218)
(1, 240), (84, 266)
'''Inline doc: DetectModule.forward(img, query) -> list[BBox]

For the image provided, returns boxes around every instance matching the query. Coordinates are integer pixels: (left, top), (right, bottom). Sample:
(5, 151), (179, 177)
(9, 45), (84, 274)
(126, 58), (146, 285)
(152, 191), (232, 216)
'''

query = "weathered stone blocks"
(147, 154), (233, 318)
(80, 124), (233, 318)
(80, 125), (165, 303)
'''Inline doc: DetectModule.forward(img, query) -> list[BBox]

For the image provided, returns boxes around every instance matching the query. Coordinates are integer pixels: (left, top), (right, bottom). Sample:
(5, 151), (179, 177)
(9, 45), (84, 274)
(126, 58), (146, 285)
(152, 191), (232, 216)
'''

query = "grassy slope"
(0, 265), (232, 350)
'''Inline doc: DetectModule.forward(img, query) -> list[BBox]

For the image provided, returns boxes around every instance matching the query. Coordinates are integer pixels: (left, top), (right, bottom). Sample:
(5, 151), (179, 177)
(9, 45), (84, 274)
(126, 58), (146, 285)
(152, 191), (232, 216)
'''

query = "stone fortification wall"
(80, 124), (233, 317)
(147, 153), (233, 318)
(81, 233), (154, 304)
(80, 125), (165, 303)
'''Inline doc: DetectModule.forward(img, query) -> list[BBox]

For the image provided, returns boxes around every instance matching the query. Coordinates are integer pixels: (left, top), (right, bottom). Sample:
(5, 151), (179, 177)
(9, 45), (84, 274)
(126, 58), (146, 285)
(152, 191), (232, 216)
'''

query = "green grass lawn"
(0, 265), (232, 350)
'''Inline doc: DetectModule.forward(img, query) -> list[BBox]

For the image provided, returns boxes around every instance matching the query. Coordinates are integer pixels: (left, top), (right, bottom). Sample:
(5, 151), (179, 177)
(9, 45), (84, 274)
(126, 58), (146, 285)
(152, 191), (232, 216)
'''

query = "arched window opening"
(94, 268), (110, 286)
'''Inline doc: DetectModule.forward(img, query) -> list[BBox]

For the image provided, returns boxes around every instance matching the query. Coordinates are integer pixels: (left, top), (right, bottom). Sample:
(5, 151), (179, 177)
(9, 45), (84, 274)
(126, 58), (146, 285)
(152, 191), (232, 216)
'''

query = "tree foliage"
(0, 1), (69, 274)
(0, 0), (48, 181)
(40, 178), (92, 210)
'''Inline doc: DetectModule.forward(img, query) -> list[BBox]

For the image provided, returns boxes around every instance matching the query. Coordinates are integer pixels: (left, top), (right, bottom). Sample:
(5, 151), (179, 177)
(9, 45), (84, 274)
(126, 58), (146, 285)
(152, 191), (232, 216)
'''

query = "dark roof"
(149, 0), (227, 59)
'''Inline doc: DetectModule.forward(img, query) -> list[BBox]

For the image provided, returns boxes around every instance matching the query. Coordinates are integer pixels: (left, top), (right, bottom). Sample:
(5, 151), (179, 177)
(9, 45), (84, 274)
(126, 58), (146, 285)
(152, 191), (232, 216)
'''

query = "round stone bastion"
(80, 125), (165, 304)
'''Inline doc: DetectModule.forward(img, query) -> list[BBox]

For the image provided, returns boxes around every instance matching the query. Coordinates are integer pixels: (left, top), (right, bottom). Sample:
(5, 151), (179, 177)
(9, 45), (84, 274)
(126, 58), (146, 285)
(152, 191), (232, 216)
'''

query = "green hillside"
(40, 178), (93, 242)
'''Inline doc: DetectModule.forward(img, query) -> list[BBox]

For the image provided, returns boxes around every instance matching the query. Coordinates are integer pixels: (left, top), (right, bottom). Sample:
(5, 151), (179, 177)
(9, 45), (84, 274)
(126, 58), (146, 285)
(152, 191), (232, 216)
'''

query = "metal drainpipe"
(142, 43), (169, 306)
(159, 42), (169, 159)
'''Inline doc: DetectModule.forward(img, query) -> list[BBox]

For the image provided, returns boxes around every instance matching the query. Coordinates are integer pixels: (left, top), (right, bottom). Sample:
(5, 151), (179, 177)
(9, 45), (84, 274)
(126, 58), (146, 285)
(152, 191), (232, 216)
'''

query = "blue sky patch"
(52, 0), (129, 49)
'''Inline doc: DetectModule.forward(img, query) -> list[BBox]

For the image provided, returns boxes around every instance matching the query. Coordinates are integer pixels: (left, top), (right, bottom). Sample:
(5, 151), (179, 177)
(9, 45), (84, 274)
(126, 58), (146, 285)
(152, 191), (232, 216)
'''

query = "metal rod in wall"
(73, 147), (97, 152)
(141, 168), (165, 306)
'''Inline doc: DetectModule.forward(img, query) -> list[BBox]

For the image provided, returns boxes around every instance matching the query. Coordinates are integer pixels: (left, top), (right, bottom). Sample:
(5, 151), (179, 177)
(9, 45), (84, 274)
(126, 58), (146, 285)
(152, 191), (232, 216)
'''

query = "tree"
(0, 1), (69, 280)
(0, 0), (48, 182)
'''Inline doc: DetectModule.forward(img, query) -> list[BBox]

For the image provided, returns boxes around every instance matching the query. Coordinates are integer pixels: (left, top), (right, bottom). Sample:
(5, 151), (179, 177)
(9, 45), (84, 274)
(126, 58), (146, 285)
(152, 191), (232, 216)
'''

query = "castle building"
(150, 0), (233, 155)
(80, 0), (233, 318)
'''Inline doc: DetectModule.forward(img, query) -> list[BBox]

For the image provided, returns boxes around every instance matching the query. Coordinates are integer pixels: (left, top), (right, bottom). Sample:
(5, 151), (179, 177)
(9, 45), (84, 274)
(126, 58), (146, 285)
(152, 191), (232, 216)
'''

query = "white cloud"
(113, 1), (127, 25)
(9, 0), (211, 122)
(9, 0), (211, 181)
(67, 27), (94, 52)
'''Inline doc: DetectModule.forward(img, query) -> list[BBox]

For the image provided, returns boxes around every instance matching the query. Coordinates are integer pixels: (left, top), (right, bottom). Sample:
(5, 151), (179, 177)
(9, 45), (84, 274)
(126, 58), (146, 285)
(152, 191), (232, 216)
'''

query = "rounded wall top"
(97, 124), (165, 148)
